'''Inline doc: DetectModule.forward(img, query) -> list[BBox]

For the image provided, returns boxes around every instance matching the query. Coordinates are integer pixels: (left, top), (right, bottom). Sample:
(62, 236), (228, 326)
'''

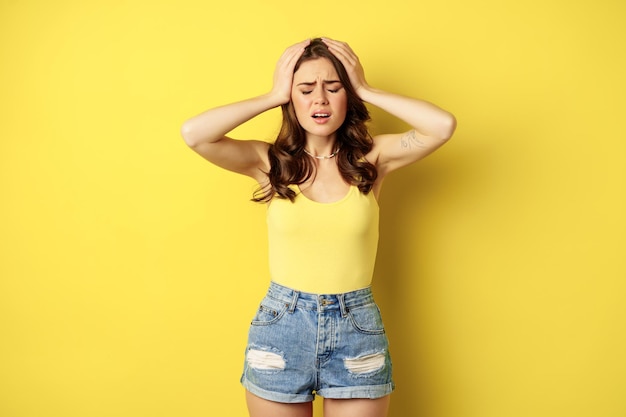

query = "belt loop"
(338, 293), (348, 318)
(288, 290), (299, 313)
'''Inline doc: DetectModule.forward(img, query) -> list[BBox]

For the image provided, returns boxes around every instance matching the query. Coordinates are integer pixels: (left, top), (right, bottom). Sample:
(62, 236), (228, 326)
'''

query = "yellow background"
(1, 0), (625, 416)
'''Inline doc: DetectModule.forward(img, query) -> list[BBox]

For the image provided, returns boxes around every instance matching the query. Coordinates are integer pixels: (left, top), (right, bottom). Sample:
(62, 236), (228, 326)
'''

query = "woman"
(181, 37), (456, 417)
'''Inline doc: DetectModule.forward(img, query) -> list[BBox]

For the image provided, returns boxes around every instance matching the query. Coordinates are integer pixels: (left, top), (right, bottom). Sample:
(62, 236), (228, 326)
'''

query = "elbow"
(180, 120), (200, 148)
(438, 112), (457, 142)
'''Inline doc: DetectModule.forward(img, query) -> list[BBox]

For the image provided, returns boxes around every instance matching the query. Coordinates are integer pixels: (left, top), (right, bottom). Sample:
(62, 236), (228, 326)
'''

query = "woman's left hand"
(322, 38), (369, 98)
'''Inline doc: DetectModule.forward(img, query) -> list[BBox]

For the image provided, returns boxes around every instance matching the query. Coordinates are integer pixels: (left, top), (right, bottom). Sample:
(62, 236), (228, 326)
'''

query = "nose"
(313, 88), (328, 105)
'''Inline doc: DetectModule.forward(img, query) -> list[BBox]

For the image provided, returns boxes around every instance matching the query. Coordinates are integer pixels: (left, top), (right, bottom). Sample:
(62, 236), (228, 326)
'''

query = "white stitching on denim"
(247, 348), (286, 370)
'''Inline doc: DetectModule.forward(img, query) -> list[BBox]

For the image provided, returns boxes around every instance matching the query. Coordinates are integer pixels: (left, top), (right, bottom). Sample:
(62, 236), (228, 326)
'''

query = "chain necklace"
(303, 147), (340, 160)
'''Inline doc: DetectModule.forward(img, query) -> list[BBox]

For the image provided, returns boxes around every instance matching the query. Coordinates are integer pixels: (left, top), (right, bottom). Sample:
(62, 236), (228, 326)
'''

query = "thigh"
(246, 391), (313, 417)
(323, 395), (390, 417)
(241, 294), (317, 403)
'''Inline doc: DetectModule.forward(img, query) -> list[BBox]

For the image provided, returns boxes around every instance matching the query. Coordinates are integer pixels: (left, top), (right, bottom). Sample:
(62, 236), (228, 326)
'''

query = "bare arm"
(180, 40), (310, 180)
(322, 38), (456, 177)
(359, 88), (456, 176)
(180, 94), (281, 180)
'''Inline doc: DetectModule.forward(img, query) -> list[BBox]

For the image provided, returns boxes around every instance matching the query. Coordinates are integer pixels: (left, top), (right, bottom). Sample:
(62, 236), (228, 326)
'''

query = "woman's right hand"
(181, 39), (311, 181)
(269, 39), (310, 104)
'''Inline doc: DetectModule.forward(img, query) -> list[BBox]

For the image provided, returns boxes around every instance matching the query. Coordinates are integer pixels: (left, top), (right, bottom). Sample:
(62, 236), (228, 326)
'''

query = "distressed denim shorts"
(241, 281), (394, 403)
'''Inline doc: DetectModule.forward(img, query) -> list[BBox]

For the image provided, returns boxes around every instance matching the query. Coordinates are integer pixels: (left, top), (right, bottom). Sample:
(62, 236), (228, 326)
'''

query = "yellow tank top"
(267, 185), (379, 294)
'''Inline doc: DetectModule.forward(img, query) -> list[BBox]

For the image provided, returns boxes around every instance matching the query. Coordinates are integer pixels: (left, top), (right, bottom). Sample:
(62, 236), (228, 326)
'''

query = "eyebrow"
(296, 80), (342, 87)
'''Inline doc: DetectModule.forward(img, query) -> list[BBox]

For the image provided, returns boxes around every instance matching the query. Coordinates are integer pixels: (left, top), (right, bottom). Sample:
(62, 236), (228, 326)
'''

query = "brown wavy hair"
(253, 38), (378, 203)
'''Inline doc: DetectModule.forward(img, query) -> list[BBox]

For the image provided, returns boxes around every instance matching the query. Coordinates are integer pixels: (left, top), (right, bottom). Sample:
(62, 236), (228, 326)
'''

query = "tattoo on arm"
(400, 130), (426, 150)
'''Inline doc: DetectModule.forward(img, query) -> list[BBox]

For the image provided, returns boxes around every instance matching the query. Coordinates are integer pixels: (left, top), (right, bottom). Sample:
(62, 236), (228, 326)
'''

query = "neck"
(304, 135), (338, 158)
(303, 147), (340, 160)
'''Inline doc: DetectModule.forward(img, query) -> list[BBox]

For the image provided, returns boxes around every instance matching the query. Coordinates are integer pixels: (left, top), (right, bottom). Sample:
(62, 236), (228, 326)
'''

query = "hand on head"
(270, 39), (310, 105)
(321, 37), (369, 97)
(271, 37), (368, 105)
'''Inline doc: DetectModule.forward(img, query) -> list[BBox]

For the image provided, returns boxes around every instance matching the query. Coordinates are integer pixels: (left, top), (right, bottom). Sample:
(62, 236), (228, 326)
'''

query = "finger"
(275, 47), (302, 76)
(279, 39), (310, 69)
(328, 46), (357, 69)
(321, 38), (357, 65)
(287, 39), (311, 57)
(321, 37), (354, 54)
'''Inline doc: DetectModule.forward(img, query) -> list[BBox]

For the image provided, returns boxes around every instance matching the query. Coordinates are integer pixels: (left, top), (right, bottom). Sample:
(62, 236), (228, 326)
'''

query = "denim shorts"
(241, 281), (394, 403)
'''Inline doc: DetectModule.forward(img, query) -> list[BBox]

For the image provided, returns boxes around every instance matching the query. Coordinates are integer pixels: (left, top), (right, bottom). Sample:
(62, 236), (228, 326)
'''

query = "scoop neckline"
(296, 184), (354, 205)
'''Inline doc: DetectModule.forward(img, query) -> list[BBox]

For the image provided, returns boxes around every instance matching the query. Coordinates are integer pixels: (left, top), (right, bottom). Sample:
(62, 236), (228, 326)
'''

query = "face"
(291, 58), (348, 140)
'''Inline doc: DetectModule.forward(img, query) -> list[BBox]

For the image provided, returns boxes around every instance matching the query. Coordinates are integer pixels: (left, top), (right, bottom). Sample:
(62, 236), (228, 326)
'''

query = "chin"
(303, 123), (341, 137)
(307, 129), (339, 139)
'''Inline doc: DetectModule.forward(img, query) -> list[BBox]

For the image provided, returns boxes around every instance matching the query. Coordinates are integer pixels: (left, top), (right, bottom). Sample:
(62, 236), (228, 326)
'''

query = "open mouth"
(312, 112), (330, 119)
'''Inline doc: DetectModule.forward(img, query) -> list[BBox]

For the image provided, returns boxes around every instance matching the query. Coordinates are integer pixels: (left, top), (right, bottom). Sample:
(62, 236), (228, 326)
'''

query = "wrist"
(267, 89), (291, 106)
(356, 85), (378, 102)
(263, 91), (289, 108)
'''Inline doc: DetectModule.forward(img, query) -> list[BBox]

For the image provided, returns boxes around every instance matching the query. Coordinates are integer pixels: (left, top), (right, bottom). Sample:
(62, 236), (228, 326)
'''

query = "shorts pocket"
(347, 303), (385, 335)
(251, 296), (289, 326)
